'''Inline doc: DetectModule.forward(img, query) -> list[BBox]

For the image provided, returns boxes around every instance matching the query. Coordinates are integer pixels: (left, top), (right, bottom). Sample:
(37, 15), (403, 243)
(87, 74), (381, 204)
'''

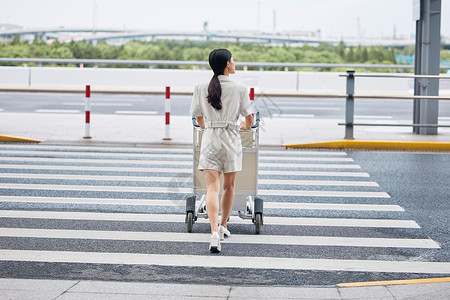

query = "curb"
(284, 140), (450, 152)
(0, 134), (42, 143)
(338, 277), (450, 287)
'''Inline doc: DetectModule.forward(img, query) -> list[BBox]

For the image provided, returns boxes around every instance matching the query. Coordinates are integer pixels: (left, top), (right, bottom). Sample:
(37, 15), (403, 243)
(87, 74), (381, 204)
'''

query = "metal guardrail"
(1, 57), (450, 72)
(339, 71), (450, 139)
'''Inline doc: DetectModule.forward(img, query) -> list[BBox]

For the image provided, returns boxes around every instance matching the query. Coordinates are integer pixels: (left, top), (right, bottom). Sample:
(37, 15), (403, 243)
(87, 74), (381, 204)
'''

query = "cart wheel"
(255, 213), (262, 234)
(186, 211), (194, 233)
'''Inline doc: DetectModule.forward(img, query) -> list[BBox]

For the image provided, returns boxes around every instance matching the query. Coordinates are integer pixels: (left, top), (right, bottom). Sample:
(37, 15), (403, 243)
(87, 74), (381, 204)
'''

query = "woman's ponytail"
(207, 74), (222, 110)
(207, 49), (232, 111)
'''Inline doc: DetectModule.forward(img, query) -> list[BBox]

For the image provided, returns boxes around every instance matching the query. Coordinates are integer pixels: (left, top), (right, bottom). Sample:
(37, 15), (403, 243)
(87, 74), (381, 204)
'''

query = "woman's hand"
(240, 114), (253, 130)
(196, 116), (205, 129)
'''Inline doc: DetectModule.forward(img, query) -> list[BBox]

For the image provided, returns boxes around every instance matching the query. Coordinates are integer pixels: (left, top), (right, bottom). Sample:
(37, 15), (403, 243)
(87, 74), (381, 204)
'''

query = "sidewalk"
(1, 278), (450, 299)
(1, 112), (450, 148)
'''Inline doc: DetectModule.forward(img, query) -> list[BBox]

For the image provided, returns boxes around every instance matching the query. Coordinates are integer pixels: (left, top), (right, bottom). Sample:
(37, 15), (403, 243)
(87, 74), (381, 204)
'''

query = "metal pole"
(414, 0), (441, 135)
(345, 70), (355, 140)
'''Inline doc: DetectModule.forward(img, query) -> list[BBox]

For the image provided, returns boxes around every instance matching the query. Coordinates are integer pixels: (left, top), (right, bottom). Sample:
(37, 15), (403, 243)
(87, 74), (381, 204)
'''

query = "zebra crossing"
(0, 144), (449, 284)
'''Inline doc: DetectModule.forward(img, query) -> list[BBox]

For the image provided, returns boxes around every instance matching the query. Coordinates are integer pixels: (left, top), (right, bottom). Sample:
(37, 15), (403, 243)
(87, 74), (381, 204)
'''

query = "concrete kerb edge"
(337, 276), (450, 287)
(284, 140), (450, 152)
(0, 134), (42, 143)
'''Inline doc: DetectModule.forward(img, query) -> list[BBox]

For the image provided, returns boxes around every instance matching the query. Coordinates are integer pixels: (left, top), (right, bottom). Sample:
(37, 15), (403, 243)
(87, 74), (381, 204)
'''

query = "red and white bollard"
(163, 86), (172, 140)
(249, 87), (255, 121)
(83, 85), (92, 139)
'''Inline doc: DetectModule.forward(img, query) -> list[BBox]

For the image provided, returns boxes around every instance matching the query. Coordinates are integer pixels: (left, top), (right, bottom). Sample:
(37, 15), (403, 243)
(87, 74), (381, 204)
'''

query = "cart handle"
(192, 112), (260, 129)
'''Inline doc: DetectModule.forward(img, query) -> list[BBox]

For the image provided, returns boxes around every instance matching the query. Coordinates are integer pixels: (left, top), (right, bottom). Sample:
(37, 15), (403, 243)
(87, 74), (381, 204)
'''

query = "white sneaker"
(219, 225), (231, 240)
(209, 232), (221, 253)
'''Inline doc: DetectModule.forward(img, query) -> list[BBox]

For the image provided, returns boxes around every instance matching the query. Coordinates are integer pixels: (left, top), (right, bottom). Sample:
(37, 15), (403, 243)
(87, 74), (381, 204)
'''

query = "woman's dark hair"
(207, 49), (232, 110)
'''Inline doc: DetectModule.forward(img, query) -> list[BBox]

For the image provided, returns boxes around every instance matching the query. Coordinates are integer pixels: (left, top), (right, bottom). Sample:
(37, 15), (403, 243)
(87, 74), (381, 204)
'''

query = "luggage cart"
(185, 112), (263, 234)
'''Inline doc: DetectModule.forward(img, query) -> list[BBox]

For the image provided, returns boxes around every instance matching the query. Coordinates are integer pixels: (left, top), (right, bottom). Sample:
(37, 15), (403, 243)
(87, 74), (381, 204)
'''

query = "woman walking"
(190, 49), (253, 253)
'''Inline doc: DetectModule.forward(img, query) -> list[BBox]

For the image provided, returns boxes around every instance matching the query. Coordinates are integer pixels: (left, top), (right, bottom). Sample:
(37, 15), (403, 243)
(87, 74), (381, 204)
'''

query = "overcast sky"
(1, 0), (449, 39)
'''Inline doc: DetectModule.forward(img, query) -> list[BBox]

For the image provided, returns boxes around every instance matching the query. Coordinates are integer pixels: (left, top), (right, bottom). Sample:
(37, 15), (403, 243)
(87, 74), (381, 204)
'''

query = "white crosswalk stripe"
(0, 145), (443, 278)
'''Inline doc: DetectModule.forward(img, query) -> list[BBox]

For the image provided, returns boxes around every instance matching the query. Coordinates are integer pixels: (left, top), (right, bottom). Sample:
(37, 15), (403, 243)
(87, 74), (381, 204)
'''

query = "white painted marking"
(264, 202), (404, 212)
(0, 196), (403, 212)
(0, 164), (369, 177)
(0, 174), (374, 187)
(0, 183), (189, 193)
(0, 157), (191, 166)
(261, 157), (353, 162)
(261, 163), (360, 169)
(0, 150), (190, 160)
(0, 183), (387, 198)
(0, 150), (352, 162)
(260, 150), (347, 156)
(115, 111), (158, 115)
(35, 109), (80, 113)
(354, 115), (393, 119)
(0, 210), (420, 228)
(259, 170), (369, 177)
(0, 228), (438, 249)
(271, 114), (315, 118)
(259, 189), (390, 198)
(0, 157), (359, 169)
(0, 144), (191, 153)
(0, 173), (192, 183)
(63, 102), (133, 107)
(1, 250), (448, 273)
(438, 117), (450, 120)
(0, 109), (4, 112)
(276, 106), (340, 111)
(0, 164), (191, 174)
(259, 179), (378, 187)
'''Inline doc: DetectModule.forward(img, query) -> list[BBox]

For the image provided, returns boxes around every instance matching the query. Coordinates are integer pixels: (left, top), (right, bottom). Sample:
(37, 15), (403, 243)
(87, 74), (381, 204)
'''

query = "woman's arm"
(240, 114), (253, 130)
(196, 116), (205, 129)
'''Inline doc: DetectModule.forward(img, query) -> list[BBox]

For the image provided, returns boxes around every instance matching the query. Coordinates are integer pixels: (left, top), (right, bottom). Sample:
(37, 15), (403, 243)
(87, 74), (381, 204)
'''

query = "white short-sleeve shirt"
(190, 75), (253, 173)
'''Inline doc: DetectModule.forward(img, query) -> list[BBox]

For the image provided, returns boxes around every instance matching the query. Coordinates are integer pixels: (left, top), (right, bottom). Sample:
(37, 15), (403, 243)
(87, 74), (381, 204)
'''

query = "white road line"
(259, 179), (378, 187)
(0, 144), (191, 153)
(0, 150), (191, 160)
(0, 109), (4, 112)
(1, 250), (448, 273)
(0, 183), (388, 198)
(0, 173), (192, 183)
(0, 157), (191, 166)
(354, 115), (393, 119)
(0, 150), (353, 162)
(0, 173), (375, 187)
(259, 170), (369, 177)
(438, 117), (450, 120)
(0, 157), (359, 169)
(260, 150), (347, 156)
(0, 211), (420, 228)
(34, 109), (80, 113)
(115, 111), (158, 115)
(0, 145), (346, 156)
(259, 190), (390, 198)
(63, 102), (133, 107)
(0, 196), (404, 211)
(0, 228), (438, 249)
(271, 114), (315, 118)
(263, 202), (404, 212)
(261, 163), (360, 169)
(0, 164), (369, 177)
(275, 106), (341, 111)
(0, 164), (191, 173)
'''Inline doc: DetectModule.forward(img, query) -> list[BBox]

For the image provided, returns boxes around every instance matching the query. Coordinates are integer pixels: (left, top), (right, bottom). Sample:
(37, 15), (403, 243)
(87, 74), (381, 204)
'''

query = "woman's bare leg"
(205, 170), (220, 234)
(220, 172), (237, 228)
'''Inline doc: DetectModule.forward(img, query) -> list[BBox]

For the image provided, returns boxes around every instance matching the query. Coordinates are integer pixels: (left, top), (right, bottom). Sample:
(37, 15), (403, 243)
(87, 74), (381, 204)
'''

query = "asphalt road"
(1, 92), (450, 121)
(0, 144), (449, 286)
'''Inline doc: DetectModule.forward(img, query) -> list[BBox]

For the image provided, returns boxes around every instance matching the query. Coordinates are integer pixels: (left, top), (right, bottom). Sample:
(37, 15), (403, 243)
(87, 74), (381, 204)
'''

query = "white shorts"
(198, 128), (242, 173)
